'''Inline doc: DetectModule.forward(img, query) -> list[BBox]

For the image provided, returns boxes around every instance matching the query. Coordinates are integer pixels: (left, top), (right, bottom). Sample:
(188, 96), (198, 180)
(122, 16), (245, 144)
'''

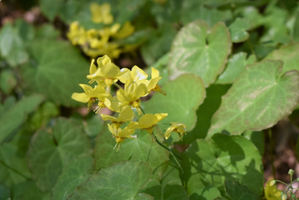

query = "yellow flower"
(71, 84), (108, 108)
(116, 82), (148, 114)
(87, 56), (124, 86)
(112, 22), (135, 39)
(119, 65), (148, 86)
(90, 3), (113, 24)
(128, 113), (168, 134)
(107, 124), (136, 150)
(264, 179), (282, 200)
(101, 106), (134, 129)
(67, 22), (87, 46)
(164, 122), (187, 139)
(141, 67), (166, 95)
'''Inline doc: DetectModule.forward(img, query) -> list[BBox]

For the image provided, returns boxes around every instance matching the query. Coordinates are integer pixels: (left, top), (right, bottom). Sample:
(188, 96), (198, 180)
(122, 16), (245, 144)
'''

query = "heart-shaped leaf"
(68, 161), (152, 200)
(144, 74), (206, 132)
(94, 127), (169, 180)
(216, 52), (256, 84)
(27, 118), (92, 192)
(209, 60), (299, 136)
(52, 156), (94, 200)
(228, 18), (252, 43)
(182, 134), (263, 197)
(168, 20), (231, 87)
(20, 40), (88, 106)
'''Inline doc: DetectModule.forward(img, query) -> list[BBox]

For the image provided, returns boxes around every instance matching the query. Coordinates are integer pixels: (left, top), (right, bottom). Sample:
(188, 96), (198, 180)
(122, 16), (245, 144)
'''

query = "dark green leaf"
(163, 181), (188, 200)
(182, 134), (263, 197)
(27, 118), (92, 192)
(68, 161), (152, 200)
(225, 180), (260, 200)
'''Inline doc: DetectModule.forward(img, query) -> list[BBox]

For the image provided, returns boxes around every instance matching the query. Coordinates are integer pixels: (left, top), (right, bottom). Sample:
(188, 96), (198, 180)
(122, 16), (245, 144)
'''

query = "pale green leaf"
(242, 130), (264, 156)
(208, 60), (299, 136)
(20, 40), (88, 106)
(182, 134), (263, 197)
(0, 23), (28, 67)
(68, 161), (152, 200)
(52, 156), (94, 200)
(265, 43), (299, 74)
(228, 18), (252, 43)
(94, 127), (169, 180)
(216, 52), (256, 84)
(134, 193), (154, 200)
(0, 94), (43, 143)
(27, 118), (92, 192)
(189, 186), (221, 200)
(144, 74), (206, 133)
(163, 181), (189, 200)
(169, 20), (231, 87)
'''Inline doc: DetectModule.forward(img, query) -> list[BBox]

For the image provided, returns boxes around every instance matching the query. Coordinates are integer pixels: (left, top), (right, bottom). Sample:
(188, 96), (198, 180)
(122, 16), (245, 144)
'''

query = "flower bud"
(270, 180), (276, 186)
(288, 169), (294, 176)
(281, 193), (287, 200)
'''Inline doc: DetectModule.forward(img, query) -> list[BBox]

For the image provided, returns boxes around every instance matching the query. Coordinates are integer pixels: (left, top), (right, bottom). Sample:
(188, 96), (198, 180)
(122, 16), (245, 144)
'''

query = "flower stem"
(113, 82), (122, 90)
(152, 132), (184, 174)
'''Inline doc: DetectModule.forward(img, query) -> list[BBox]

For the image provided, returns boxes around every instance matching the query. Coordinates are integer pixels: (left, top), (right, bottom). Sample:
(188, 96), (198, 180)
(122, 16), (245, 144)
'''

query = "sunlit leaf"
(208, 60), (299, 136)
(144, 74), (206, 132)
(169, 20), (231, 87)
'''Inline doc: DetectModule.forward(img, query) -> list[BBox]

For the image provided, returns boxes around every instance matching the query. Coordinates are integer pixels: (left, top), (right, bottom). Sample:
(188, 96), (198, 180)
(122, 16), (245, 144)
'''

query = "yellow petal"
(79, 84), (93, 94)
(138, 114), (158, 128)
(132, 65), (148, 82)
(155, 113), (168, 122)
(89, 59), (97, 75)
(71, 93), (90, 103)
(151, 67), (160, 78)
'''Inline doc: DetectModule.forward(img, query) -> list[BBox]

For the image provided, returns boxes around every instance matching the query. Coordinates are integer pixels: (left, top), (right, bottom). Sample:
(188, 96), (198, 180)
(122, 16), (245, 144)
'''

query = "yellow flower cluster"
(67, 3), (135, 59)
(71, 55), (187, 150)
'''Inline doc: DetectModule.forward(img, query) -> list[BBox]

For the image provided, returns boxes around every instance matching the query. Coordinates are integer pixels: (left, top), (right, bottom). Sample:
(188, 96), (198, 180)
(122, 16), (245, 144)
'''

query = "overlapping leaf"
(27, 118), (92, 192)
(0, 94), (43, 143)
(20, 40), (88, 106)
(52, 156), (94, 200)
(209, 60), (299, 136)
(68, 161), (152, 200)
(168, 20), (231, 87)
(94, 127), (168, 180)
(182, 134), (263, 197)
(228, 18), (252, 43)
(216, 52), (256, 84)
(144, 74), (206, 132)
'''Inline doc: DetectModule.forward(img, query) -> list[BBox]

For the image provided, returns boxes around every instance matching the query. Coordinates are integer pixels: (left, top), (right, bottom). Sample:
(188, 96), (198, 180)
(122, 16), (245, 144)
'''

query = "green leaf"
(0, 94), (43, 143)
(208, 60), (299, 136)
(242, 130), (264, 156)
(27, 118), (92, 192)
(39, 0), (62, 21)
(216, 52), (256, 84)
(169, 20), (231, 87)
(144, 74), (206, 133)
(94, 127), (169, 180)
(20, 40), (88, 106)
(189, 186), (221, 200)
(134, 193), (154, 200)
(181, 3), (232, 27)
(225, 180), (260, 200)
(34, 24), (60, 40)
(12, 181), (50, 200)
(0, 184), (10, 200)
(237, 6), (265, 29)
(229, 18), (252, 43)
(0, 23), (29, 67)
(139, 179), (162, 200)
(0, 69), (17, 94)
(265, 43), (299, 74)
(52, 156), (94, 200)
(182, 84), (231, 143)
(182, 134), (263, 197)
(0, 128), (32, 187)
(163, 181), (189, 200)
(68, 161), (152, 200)
(141, 24), (177, 66)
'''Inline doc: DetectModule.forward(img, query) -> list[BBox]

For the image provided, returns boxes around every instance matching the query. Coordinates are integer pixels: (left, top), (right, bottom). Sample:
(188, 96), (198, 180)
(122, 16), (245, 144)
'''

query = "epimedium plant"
(2, 0), (299, 200)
